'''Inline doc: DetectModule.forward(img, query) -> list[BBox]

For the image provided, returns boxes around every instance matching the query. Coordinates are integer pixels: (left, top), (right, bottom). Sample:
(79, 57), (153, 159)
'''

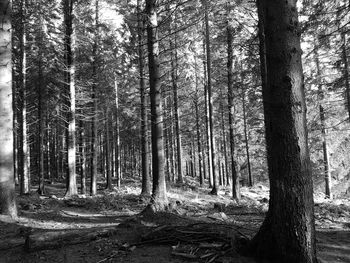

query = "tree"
(226, 16), (240, 200)
(0, 0), (17, 218)
(137, 0), (151, 196)
(203, 0), (217, 195)
(63, 0), (78, 197)
(145, 0), (168, 211)
(251, 1), (317, 262)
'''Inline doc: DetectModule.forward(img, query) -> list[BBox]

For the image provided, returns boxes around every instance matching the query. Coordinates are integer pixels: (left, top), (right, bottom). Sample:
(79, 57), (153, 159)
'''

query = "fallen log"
(25, 227), (118, 252)
(0, 238), (25, 250)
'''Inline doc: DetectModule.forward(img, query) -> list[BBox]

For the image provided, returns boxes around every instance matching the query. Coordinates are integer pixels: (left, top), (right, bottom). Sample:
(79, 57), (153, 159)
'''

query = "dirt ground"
(1, 178), (349, 263)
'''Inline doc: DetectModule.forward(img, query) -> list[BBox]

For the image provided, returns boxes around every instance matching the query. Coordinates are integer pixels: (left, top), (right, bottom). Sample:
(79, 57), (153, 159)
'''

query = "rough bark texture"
(138, 0), (150, 196)
(146, 0), (168, 211)
(17, 0), (30, 195)
(64, 0), (78, 197)
(0, 0), (17, 218)
(252, 1), (317, 262)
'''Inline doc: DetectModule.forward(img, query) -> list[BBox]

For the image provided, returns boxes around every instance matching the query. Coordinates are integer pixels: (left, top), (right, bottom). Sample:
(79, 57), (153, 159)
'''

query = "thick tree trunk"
(138, 0), (150, 196)
(64, 0), (77, 197)
(203, 0), (217, 195)
(252, 1), (317, 262)
(145, 0), (168, 211)
(17, 0), (30, 195)
(0, 1), (17, 217)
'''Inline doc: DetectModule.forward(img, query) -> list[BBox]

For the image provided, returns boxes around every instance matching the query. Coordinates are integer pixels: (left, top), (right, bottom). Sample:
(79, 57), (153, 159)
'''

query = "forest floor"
(1, 177), (350, 263)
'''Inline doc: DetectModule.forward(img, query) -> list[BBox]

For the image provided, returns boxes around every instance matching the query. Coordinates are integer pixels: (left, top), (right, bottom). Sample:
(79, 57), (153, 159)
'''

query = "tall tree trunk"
(0, 0), (17, 217)
(105, 108), (112, 190)
(227, 20), (240, 199)
(114, 76), (121, 187)
(251, 1), (317, 262)
(203, 31), (212, 188)
(37, 18), (45, 195)
(90, 0), (99, 196)
(79, 120), (86, 195)
(64, 0), (77, 197)
(170, 17), (183, 184)
(203, 0), (217, 195)
(220, 87), (229, 186)
(314, 49), (332, 199)
(341, 32), (350, 121)
(242, 88), (252, 187)
(145, 0), (167, 211)
(138, 0), (150, 196)
(17, 0), (30, 194)
(194, 49), (204, 186)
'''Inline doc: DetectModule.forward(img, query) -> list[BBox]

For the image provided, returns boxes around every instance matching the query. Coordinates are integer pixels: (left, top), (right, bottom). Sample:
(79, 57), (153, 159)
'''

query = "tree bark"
(64, 0), (77, 197)
(137, 0), (151, 196)
(17, 0), (30, 195)
(114, 76), (121, 187)
(251, 1), (317, 262)
(90, 0), (99, 196)
(145, 0), (168, 211)
(242, 88), (252, 187)
(203, 0), (217, 195)
(0, 0), (17, 217)
(105, 108), (113, 190)
(170, 16), (183, 184)
(36, 16), (45, 196)
(314, 49), (332, 199)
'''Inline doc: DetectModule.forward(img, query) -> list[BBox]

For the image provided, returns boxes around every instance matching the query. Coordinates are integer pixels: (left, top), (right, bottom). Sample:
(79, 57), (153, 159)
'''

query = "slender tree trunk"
(64, 0), (77, 197)
(341, 32), (350, 121)
(314, 50), (332, 199)
(242, 88), (252, 187)
(145, 0), (168, 211)
(203, 37), (212, 188)
(90, 0), (99, 196)
(37, 21), (45, 195)
(251, 1), (317, 261)
(170, 19), (183, 184)
(79, 120), (86, 194)
(114, 76), (121, 187)
(138, 0), (150, 195)
(203, 0), (217, 194)
(194, 50), (204, 186)
(0, 0), (17, 217)
(105, 109), (112, 190)
(220, 87), (229, 186)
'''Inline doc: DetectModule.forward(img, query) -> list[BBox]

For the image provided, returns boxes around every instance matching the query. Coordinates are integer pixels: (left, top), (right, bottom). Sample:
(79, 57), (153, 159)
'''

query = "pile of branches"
(139, 223), (249, 262)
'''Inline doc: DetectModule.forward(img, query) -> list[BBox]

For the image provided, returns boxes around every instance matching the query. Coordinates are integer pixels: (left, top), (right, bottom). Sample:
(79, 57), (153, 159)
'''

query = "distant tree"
(0, 0), (17, 218)
(251, 0), (317, 262)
